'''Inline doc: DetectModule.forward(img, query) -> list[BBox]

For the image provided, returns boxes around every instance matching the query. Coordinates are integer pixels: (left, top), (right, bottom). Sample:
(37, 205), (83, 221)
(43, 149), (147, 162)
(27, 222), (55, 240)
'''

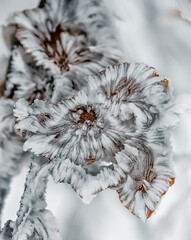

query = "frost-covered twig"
(0, 56), (25, 228)
(1, 157), (61, 240)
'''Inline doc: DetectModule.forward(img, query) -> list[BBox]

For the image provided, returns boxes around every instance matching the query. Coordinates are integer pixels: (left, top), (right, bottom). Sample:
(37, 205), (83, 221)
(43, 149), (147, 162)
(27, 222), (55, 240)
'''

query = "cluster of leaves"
(0, 0), (176, 239)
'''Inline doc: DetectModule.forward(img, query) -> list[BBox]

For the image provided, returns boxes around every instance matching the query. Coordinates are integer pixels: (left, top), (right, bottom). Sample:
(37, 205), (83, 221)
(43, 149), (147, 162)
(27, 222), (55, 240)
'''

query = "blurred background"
(0, 0), (191, 239)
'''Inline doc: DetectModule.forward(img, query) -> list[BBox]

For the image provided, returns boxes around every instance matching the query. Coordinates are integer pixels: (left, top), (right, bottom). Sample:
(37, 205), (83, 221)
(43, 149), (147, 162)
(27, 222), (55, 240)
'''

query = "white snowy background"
(1, 0), (191, 239)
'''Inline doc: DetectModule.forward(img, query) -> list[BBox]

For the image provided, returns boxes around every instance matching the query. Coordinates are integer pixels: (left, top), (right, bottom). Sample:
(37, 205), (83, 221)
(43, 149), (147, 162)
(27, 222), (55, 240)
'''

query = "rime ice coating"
(14, 62), (175, 221)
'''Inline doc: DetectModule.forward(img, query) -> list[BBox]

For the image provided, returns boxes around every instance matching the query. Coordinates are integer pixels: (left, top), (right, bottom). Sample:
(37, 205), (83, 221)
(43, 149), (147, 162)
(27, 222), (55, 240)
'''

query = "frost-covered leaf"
(4, 45), (55, 104)
(4, 43), (89, 104)
(14, 62), (175, 219)
(13, 0), (121, 75)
